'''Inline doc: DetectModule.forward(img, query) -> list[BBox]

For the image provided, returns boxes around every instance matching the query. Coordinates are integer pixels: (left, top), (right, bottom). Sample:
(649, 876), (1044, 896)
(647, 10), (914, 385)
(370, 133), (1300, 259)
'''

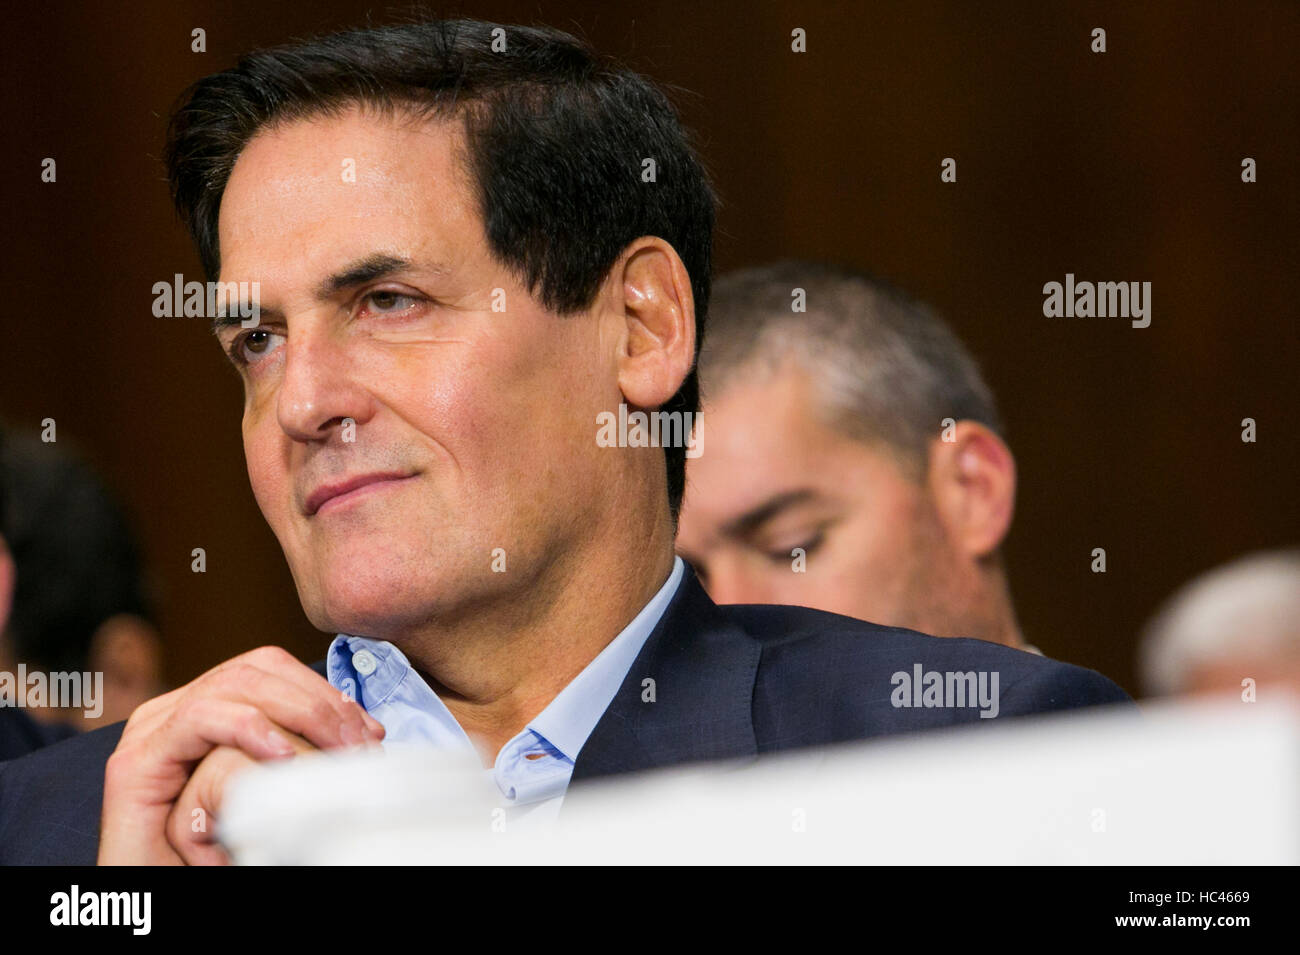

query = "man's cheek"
(242, 431), (287, 524)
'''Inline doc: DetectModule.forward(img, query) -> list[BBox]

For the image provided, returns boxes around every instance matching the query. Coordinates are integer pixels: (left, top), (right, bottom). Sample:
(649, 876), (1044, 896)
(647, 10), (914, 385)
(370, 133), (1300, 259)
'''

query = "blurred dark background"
(2, 0), (1295, 695)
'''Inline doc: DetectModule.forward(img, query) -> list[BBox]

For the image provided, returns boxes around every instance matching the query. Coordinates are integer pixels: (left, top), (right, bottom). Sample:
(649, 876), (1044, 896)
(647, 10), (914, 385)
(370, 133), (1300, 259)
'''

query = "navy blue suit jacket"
(0, 567), (1131, 864)
(0, 708), (77, 763)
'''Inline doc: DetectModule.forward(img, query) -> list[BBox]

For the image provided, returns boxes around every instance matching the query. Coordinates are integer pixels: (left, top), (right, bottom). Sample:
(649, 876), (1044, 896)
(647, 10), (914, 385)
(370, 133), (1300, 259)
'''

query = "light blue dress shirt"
(326, 557), (684, 818)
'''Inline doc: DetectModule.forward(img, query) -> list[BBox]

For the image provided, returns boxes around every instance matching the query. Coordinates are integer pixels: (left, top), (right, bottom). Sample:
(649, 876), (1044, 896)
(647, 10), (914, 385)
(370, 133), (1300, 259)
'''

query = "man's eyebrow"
(313, 253), (435, 299)
(209, 253), (446, 336)
(210, 305), (284, 336)
(722, 489), (820, 538)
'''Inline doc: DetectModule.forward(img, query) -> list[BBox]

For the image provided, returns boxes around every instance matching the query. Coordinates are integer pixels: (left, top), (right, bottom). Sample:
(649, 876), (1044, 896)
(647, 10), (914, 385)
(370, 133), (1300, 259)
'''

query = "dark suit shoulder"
(0, 707), (78, 762)
(0, 656), (329, 865)
(0, 721), (125, 865)
(715, 603), (1133, 751)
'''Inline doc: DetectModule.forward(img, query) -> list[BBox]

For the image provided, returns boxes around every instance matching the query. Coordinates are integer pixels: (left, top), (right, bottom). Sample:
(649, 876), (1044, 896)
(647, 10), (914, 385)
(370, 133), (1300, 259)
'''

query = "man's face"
(677, 362), (968, 634)
(215, 107), (615, 637)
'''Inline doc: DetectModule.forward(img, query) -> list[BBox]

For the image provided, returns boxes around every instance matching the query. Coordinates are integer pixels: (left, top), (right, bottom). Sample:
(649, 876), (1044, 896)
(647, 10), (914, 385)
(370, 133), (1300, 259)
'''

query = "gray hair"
(1138, 549), (1300, 696)
(698, 261), (1002, 477)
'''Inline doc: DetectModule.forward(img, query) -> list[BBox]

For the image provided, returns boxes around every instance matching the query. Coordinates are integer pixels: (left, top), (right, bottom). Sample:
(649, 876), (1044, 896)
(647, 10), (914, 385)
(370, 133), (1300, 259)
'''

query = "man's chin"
(308, 600), (411, 640)
(291, 563), (421, 639)
(291, 538), (511, 637)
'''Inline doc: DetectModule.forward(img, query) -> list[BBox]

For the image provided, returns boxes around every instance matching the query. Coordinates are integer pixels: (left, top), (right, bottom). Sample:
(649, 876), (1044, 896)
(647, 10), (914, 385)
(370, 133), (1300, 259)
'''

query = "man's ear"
(926, 421), (1016, 559)
(601, 237), (695, 409)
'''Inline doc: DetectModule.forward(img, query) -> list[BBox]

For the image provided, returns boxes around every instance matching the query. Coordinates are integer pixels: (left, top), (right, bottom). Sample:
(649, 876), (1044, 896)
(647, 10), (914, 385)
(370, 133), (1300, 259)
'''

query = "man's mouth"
(304, 471), (418, 516)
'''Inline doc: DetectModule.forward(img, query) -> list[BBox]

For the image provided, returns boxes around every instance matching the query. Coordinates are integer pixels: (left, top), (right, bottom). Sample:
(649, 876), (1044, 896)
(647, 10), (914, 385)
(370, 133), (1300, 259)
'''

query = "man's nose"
(276, 328), (375, 442)
(698, 560), (770, 606)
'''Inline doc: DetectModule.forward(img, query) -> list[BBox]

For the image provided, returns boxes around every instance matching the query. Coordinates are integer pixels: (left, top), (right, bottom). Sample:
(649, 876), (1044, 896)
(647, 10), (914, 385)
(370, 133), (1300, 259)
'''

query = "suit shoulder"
(0, 707), (78, 761)
(717, 603), (1132, 748)
(0, 721), (125, 865)
(722, 601), (1023, 663)
(724, 603), (1126, 694)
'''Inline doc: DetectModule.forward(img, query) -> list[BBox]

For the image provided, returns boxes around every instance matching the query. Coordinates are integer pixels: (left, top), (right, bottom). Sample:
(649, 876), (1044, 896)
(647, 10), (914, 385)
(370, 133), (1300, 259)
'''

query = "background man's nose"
(700, 563), (767, 606)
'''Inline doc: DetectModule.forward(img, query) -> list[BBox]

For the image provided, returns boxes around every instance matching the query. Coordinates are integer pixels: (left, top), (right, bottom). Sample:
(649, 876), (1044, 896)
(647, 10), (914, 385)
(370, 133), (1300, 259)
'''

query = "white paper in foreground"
(220, 695), (1299, 864)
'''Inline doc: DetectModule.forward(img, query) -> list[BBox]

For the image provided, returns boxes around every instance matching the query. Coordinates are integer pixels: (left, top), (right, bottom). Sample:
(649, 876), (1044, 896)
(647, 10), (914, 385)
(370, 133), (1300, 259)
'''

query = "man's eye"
(363, 290), (420, 313)
(764, 532), (824, 563)
(230, 329), (285, 365)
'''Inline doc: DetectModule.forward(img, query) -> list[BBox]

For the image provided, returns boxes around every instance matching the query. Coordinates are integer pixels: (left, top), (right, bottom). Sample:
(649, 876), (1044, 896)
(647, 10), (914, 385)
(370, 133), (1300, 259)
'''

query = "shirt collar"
(526, 556), (685, 760)
(325, 556), (686, 762)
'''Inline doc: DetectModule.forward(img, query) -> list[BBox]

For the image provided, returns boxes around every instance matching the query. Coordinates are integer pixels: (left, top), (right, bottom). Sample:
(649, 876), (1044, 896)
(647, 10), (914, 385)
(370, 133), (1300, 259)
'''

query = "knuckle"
(104, 747), (131, 776)
(309, 698), (339, 728)
(227, 662), (262, 685)
(174, 693), (212, 723)
(104, 747), (142, 788)
(123, 700), (156, 728)
(233, 705), (264, 737)
(247, 645), (294, 668)
(207, 663), (263, 697)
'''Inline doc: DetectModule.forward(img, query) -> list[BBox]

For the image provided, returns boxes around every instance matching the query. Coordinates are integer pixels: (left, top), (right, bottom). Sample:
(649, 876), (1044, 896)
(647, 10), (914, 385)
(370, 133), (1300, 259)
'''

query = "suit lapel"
(571, 565), (760, 781)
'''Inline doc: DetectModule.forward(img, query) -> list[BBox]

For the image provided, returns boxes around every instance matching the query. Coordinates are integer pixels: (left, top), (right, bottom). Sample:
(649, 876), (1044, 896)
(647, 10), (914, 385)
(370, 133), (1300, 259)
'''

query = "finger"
(127, 662), (374, 753)
(99, 702), (294, 866)
(168, 746), (252, 866)
(199, 665), (377, 750)
(141, 697), (299, 775)
(169, 735), (315, 865)
(210, 646), (385, 739)
(121, 647), (385, 748)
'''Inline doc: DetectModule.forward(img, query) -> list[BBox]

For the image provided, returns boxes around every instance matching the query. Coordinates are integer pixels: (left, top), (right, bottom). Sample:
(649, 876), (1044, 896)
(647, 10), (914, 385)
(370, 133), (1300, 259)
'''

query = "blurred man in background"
(0, 532), (72, 760)
(678, 262), (1030, 650)
(0, 428), (164, 759)
(1139, 549), (1300, 699)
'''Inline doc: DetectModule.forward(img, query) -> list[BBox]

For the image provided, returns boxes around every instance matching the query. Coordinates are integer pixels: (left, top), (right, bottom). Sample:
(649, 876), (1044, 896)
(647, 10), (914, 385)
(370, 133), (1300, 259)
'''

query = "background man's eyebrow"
(723, 489), (820, 537)
(314, 254), (421, 299)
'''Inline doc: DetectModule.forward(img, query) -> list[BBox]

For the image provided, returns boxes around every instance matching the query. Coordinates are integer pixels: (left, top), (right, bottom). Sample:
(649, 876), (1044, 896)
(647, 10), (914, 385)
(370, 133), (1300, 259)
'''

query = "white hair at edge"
(1139, 549), (1300, 695)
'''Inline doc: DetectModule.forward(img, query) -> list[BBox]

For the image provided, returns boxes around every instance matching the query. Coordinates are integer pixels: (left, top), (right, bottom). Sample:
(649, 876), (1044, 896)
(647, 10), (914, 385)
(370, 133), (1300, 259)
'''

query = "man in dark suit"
(0, 18), (1130, 866)
(1, 564), (1128, 865)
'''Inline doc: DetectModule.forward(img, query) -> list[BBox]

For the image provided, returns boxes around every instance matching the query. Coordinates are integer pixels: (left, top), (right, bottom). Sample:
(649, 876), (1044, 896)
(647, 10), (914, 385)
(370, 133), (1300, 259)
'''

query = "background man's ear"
(926, 421), (1017, 559)
(603, 237), (695, 409)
